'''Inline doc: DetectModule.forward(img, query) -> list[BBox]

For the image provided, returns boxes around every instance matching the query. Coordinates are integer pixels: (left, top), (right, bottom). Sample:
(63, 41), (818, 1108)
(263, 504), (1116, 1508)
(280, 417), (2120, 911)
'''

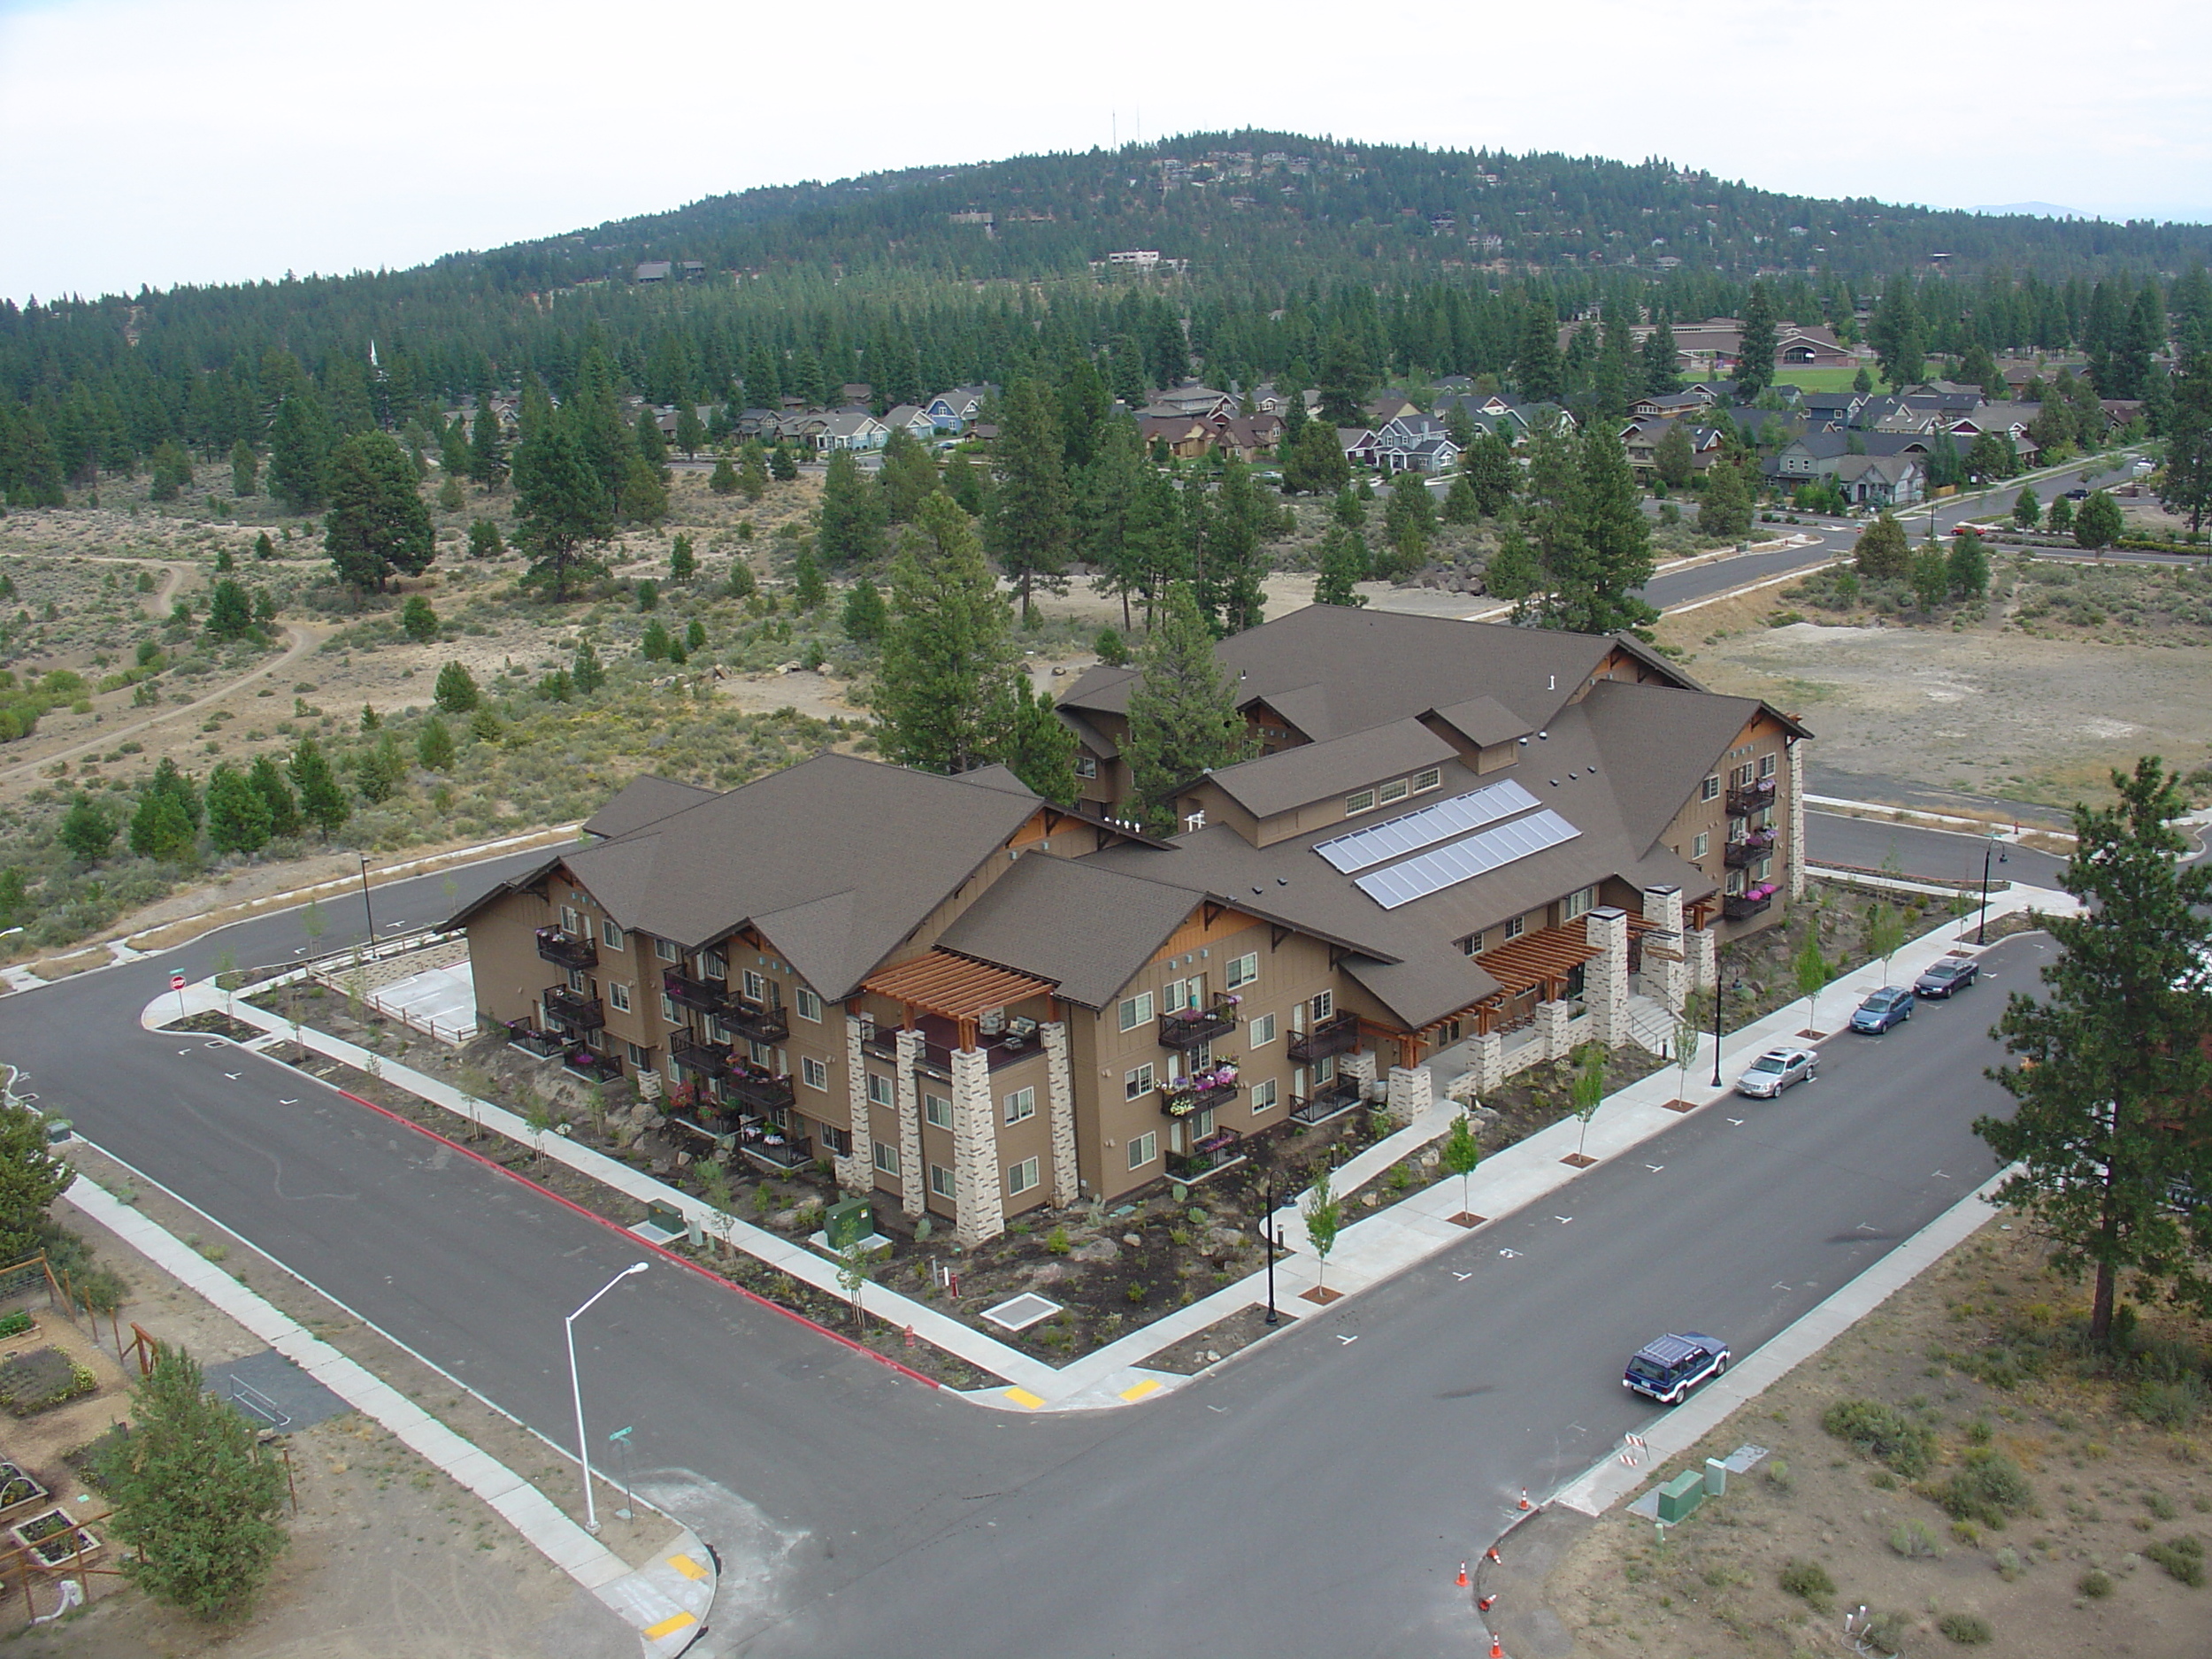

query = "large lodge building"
(451, 608), (1808, 1244)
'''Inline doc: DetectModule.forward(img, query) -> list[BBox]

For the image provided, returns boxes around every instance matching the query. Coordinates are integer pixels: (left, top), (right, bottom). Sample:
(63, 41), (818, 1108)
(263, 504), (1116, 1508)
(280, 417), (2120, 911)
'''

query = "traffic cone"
(1486, 1544), (1502, 1563)
(1517, 1487), (1531, 1511)
(1478, 1592), (1498, 1612)
(1455, 1562), (1469, 1588)
(1489, 1636), (1505, 1659)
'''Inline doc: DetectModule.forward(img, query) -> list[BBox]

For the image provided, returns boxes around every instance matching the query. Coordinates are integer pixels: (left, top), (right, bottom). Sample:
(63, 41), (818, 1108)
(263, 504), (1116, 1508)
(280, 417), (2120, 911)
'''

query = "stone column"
(1468, 1031), (1505, 1096)
(1582, 906), (1630, 1048)
(1691, 924), (1718, 993)
(1641, 886), (1686, 1014)
(1534, 999), (1572, 1062)
(1384, 1064), (1432, 1126)
(894, 1029), (925, 1219)
(1786, 740), (1808, 903)
(949, 1045), (1002, 1246)
(836, 1014), (870, 1194)
(1041, 1020), (1079, 1208)
(1340, 1048), (1378, 1102)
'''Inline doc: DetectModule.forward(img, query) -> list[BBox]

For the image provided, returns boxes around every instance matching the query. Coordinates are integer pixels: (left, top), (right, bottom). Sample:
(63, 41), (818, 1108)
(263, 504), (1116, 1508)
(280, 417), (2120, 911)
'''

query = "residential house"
(1372, 413), (1461, 473)
(634, 261), (672, 283)
(455, 610), (1808, 1245)
(1137, 416), (1213, 459)
(924, 387), (994, 434)
(1142, 383), (1235, 420)
(1209, 412), (1285, 462)
(812, 411), (888, 454)
(1833, 451), (1924, 507)
(1339, 427), (1382, 468)
(1626, 388), (1720, 421)
(880, 404), (939, 445)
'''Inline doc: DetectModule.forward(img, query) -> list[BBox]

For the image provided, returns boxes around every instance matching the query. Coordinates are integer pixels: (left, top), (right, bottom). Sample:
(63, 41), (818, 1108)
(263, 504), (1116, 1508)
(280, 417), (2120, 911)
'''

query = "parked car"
(2063, 487), (2091, 501)
(1624, 1332), (1731, 1405)
(1736, 1047), (1816, 1097)
(1850, 986), (1916, 1033)
(1913, 957), (1979, 998)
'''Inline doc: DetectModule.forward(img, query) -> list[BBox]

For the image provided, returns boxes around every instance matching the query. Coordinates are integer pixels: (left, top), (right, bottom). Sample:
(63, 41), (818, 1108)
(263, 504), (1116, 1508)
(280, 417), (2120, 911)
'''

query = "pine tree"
(267, 393), (335, 512)
(818, 448), (882, 565)
(1379, 471), (1435, 576)
(466, 518), (503, 558)
(253, 531), (276, 560)
(669, 534), (696, 582)
(148, 440), (194, 502)
(617, 449), (669, 525)
(1853, 512), (1911, 580)
(987, 379), (1073, 617)
(230, 439), (258, 496)
(400, 595), (438, 641)
(640, 620), (672, 662)
(205, 579), (254, 641)
(943, 448), (986, 516)
(1734, 281), (1778, 399)
(572, 638), (607, 694)
(1317, 334), (1372, 426)
(1870, 278), (1925, 390)
(1484, 526), (1542, 604)
(58, 793), (118, 862)
(289, 737), (349, 837)
(791, 547), (826, 611)
(2047, 494), (2074, 537)
(876, 493), (1021, 775)
(674, 404), (707, 460)
(2011, 486), (2041, 530)
(129, 790), (196, 862)
(1002, 679), (1079, 806)
(768, 442), (799, 483)
(248, 755), (301, 838)
(1208, 460), (1271, 634)
(1698, 456), (1754, 541)
(1281, 419), (1350, 496)
(434, 661), (480, 712)
(709, 455), (739, 495)
(204, 763), (273, 856)
(2163, 352), (2212, 534)
(1463, 431), (1516, 516)
(2075, 489), (2124, 550)
(96, 1344), (289, 1618)
(1123, 582), (1254, 833)
(1441, 470), (1480, 526)
(1313, 526), (1369, 607)
(841, 576), (887, 643)
(1543, 424), (1657, 635)
(324, 432), (434, 592)
(1947, 533), (1989, 598)
(876, 427), (940, 524)
(741, 440), (772, 498)
(511, 416), (611, 598)
(1513, 303), (1564, 403)
(0, 1091), (69, 1262)
(1975, 759), (2212, 1339)
(417, 714), (455, 771)
(1653, 422), (1696, 490)
(355, 731), (404, 803)
(1642, 314), (1682, 396)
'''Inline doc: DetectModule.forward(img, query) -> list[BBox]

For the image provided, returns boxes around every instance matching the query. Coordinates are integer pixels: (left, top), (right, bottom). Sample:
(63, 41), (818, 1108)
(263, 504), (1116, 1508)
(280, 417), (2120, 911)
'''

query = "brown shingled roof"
(1204, 718), (1455, 818)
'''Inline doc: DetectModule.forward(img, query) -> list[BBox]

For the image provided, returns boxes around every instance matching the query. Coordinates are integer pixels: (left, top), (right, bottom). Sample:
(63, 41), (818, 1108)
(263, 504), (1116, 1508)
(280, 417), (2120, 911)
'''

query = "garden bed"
(160, 1009), (264, 1042)
(0, 1349), (96, 1417)
(11, 1507), (98, 1569)
(0, 1462), (49, 1524)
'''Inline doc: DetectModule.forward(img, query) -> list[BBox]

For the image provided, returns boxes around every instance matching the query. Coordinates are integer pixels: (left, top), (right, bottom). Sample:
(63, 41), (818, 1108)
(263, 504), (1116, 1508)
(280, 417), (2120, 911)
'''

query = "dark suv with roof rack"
(1624, 1332), (1731, 1405)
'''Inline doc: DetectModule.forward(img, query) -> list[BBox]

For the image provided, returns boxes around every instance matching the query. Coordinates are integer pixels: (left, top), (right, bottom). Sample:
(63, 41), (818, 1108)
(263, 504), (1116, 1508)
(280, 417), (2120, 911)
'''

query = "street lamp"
(1261, 1177), (1281, 1326)
(565, 1263), (648, 1532)
(357, 854), (378, 948)
(1708, 948), (1743, 1090)
(1977, 835), (2009, 947)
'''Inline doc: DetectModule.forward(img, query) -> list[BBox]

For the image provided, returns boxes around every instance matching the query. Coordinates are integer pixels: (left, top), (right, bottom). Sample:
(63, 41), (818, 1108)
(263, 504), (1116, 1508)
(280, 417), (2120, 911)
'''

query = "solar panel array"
(1353, 810), (1581, 910)
(1313, 779), (1543, 874)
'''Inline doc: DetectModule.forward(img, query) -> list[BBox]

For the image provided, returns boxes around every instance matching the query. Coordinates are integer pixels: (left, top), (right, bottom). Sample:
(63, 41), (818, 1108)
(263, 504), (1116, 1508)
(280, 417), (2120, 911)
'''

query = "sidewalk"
(153, 881), (2070, 1415)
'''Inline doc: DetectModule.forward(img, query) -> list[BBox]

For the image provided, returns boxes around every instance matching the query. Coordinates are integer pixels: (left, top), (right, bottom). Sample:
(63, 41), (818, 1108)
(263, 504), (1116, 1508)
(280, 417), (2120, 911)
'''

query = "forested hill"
(4, 130), (2210, 498)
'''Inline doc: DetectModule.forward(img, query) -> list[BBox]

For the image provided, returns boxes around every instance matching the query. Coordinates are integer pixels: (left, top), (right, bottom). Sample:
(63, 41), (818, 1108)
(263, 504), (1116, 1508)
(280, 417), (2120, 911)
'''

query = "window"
(749, 1040), (773, 1067)
(802, 1056), (829, 1091)
(560, 905), (579, 935)
(654, 937), (680, 962)
(1412, 766), (1442, 795)
(743, 969), (768, 1003)
(1249, 1078), (1279, 1114)
(1127, 1132), (1157, 1171)
(608, 982), (632, 1013)
(1118, 991), (1155, 1032)
(795, 987), (822, 1023)
(1344, 788), (1377, 816)
(925, 1093), (953, 1129)
(818, 1125), (852, 1156)
(1692, 832), (1709, 859)
(1003, 1087), (1036, 1125)
(866, 1073), (894, 1107)
(1249, 1012), (1277, 1047)
(601, 918), (625, 950)
(1007, 1156), (1040, 1196)
(1225, 952), (1258, 990)
(929, 1164), (956, 1199)
(1561, 886), (1595, 922)
(1125, 1064), (1155, 1100)
(659, 993), (678, 1024)
(1758, 752), (1778, 780)
(1755, 856), (1774, 881)
(703, 949), (726, 979)
(626, 1041), (650, 1069)
(1314, 1055), (1336, 1084)
(1701, 775), (1721, 803)
(1074, 754), (1098, 780)
(1503, 915), (1525, 940)
(1164, 977), (1202, 1012)
(566, 967), (588, 994)
(1310, 990), (1333, 1023)
(1379, 778), (1409, 804)
(872, 1141), (900, 1176)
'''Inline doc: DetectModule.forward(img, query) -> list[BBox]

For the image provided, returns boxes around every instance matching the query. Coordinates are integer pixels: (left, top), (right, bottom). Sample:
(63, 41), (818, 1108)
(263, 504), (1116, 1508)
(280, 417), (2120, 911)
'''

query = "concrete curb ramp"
(64, 1177), (714, 1657)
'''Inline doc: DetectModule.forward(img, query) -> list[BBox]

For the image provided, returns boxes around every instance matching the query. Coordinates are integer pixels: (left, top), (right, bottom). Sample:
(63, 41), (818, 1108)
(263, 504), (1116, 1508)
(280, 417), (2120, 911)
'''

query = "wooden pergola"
(1436, 923), (1604, 1041)
(859, 951), (1057, 1049)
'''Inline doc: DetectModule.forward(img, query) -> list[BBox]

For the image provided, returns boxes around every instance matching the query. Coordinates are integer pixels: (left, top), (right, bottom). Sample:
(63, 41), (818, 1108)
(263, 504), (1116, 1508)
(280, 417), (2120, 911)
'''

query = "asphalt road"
(0, 848), (2050, 1655)
(1805, 811), (2070, 891)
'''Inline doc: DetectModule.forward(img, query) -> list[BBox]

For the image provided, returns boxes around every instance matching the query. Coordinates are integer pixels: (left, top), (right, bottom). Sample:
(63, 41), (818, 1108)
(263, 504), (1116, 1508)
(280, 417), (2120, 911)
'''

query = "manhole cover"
(981, 1293), (1063, 1332)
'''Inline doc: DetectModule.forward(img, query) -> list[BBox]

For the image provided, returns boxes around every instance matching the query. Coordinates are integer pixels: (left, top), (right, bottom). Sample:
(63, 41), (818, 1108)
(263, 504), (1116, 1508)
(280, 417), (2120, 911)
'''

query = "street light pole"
(1977, 835), (2008, 947)
(1709, 944), (1726, 1089)
(1262, 1178), (1279, 1326)
(565, 1263), (648, 1533)
(357, 854), (378, 948)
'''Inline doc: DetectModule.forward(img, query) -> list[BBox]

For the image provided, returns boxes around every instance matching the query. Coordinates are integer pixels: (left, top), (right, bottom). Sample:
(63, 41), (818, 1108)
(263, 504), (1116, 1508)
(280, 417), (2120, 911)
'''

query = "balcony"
(719, 1065), (795, 1113)
(1166, 1127), (1248, 1184)
(1723, 889), (1775, 922)
(1288, 1077), (1363, 1126)
(662, 967), (727, 1015)
(669, 1029), (733, 1079)
(1158, 995), (1239, 1050)
(737, 1130), (814, 1173)
(562, 1047), (623, 1085)
(1161, 1067), (1240, 1118)
(504, 1019), (564, 1058)
(721, 997), (790, 1046)
(541, 985), (604, 1032)
(1726, 779), (1778, 818)
(1287, 1011), (1360, 1064)
(535, 926), (598, 971)
(861, 1025), (956, 1079)
(1723, 829), (1777, 870)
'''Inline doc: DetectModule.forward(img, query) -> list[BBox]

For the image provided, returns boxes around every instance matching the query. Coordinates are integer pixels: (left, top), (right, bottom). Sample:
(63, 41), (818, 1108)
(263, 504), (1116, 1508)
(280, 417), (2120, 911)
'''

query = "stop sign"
(170, 973), (186, 992)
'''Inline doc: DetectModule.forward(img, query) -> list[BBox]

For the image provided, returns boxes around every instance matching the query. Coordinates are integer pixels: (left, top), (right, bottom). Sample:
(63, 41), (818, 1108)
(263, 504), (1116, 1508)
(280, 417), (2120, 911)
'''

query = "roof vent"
(1253, 887), (1264, 895)
(1277, 877), (1289, 886)
(1517, 736), (1529, 745)
(1550, 780), (1560, 787)
(1539, 731), (1548, 740)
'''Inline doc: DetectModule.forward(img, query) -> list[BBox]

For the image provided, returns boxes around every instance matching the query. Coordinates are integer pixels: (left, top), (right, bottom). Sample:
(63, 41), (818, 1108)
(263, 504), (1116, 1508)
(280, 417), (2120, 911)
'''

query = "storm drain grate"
(981, 1293), (1063, 1332)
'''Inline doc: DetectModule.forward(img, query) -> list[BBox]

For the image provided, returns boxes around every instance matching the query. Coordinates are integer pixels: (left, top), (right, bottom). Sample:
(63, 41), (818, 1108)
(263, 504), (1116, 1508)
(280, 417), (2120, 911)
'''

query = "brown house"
(452, 610), (1808, 1245)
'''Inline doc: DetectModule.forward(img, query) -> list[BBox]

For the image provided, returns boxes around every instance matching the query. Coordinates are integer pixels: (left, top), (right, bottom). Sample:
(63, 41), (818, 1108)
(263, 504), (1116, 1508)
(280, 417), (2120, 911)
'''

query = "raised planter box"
(0, 1463), (49, 1525)
(12, 1507), (98, 1569)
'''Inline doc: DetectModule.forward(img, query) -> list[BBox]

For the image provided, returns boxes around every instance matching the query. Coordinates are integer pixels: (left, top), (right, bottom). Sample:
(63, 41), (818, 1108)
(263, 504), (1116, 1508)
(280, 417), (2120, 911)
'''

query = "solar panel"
(1354, 810), (1581, 910)
(1313, 779), (1544, 874)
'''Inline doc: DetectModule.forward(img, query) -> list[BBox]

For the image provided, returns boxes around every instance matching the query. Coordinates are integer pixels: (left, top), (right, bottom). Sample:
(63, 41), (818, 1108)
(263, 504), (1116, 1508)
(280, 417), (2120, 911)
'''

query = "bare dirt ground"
(1534, 1217), (2212, 1659)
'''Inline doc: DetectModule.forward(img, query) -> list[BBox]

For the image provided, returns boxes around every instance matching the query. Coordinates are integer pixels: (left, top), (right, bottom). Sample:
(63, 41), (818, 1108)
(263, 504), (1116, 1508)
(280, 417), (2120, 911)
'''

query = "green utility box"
(1704, 1457), (1727, 1498)
(1655, 1470), (1707, 1524)
(646, 1201), (684, 1235)
(824, 1197), (874, 1251)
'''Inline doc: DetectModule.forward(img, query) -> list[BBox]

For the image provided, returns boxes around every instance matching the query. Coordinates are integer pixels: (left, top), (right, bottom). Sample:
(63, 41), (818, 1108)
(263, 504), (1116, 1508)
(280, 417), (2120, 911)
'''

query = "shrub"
(1823, 1397), (1937, 1477)
(2148, 1491), (2179, 1521)
(1863, 1610), (1911, 1651)
(2145, 1534), (2205, 1587)
(1778, 1558), (1834, 1612)
(1762, 1459), (1793, 1493)
(1937, 1610), (1993, 1645)
(2131, 1375), (2206, 1429)
(1932, 1449), (2035, 1529)
(1994, 1547), (2021, 1581)
(1889, 1519), (1942, 1557)
(0, 1310), (30, 1339)
(1044, 1226), (1071, 1256)
(2078, 1566), (2113, 1597)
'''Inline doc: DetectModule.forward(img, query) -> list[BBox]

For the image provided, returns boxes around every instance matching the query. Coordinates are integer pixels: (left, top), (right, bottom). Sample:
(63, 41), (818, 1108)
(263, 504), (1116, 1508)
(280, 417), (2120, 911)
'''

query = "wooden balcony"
(1726, 779), (1778, 818)
(1723, 829), (1777, 869)
(1288, 1077), (1362, 1126)
(562, 1047), (622, 1084)
(721, 997), (790, 1046)
(1158, 995), (1239, 1051)
(534, 926), (598, 971)
(1165, 1126), (1247, 1184)
(1161, 1072), (1240, 1118)
(1723, 891), (1774, 922)
(662, 967), (727, 1015)
(541, 985), (604, 1032)
(669, 1030), (733, 1079)
(504, 1019), (564, 1058)
(719, 1066), (795, 1113)
(1286, 1011), (1360, 1064)
(738, 1131), (814, 1172)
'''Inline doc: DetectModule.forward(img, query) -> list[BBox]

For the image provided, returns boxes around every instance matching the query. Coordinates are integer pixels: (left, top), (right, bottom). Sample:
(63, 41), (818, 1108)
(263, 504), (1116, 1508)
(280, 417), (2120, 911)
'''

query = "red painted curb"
(329, 1087), (942, 1389)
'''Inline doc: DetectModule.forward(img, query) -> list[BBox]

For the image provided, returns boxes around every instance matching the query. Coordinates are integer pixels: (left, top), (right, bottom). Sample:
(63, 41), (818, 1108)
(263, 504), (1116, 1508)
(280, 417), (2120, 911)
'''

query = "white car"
(1735, 1046), (1817, 1098)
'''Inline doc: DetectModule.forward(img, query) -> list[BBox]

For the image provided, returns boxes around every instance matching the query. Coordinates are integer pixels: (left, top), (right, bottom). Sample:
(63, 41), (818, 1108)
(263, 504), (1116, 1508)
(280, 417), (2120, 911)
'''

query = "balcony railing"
(662, 967), (726, 1015)
(721, 997), (790, 1046)
(719, 1066), (795, 1112)
(1726, 779), (1778, 818)
(505, 1018), (565, 1058)
(1723, 890), (1775, 922)
(1286, 1011), (1360, 1064)
(541, 985), (604, 1032)
(670, 1029), (733, 1079)
(1723, 829), (1777, 869)
(1288, 1078), (1363, 1126)
(861, 1025), (955, 1079)
(562, 1047), (623, 1084)
(535, 926), (599, 971)
(737, 1131), (814, 1172)
(1161, 1070), (1240, 1118)
(1166, 1127), (1248, 1184)
(1158, 995), (1239, 1050)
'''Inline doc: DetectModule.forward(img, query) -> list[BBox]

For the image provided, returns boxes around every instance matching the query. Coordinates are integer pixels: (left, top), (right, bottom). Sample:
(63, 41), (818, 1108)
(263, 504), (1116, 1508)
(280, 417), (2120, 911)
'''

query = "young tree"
(355, 730), (404, 804)
(434, 661), (480, 713)
(230, 439), (258, 497)
(1379, 470), (1436, 576)
(1280, 419), (1350, 496)
(986, 378), (1073, 617)
(1207, 459), (1272, 634)
(465, 518), (503, 559)
(205, 579), (255, 641)
(674, 404), (707, 461)
(1947, 534), (1989, 599)
(1910, 544), (1950, 611)
(248, 754), (301, 838)
(1484, 525), (1542, 606)
(1653, 421), (1696, 490)
(1734, 281), (1778, 400)
(741, 440), (773, 498)
(511, 416), (611, 599)
(793, 547), (827, 611)
(1441, 469), (1481, 526)
(324, 432), (434, 593)
(572, 638), (607, 695)
(417, 714), (455, 771)
(1440, 1110), (1482, 1218)
(1001, 679), (1080, 806)
(1698, 456), (1754, 541)
(1313, 525), (1370, 607)
(1793, 933), (1835, 1033)
(96, 1344), (289, 1619)
(1303, 1164), (1343, 1295)
(943, 448), (987, 517)
(709, 454), (739, 495)
(2012, 485), (2041, 530)
(1571, 1041), (1608, 1160)
(876, 492), (1021, 775)
(669, 534), (696, 583)
(1672, 990), (1707, 1104)
(1642, 314), (1682, 396)
(2047, 493), (2075, 537)
(400, 594), (438, 641)
(2075, 489), (2124, 551)
(129, 788), (197, 862)
(768, 442), (800, 483)
(841, 576), (887, 643)
(1864, 902), (1906, 979)
(876, 426), (941, 525)
(1123, 582), (1254, 833)
(466, 403), (507, 489)
(266, 392), (335, 512)
(837, 1240), (872, 1333)
(58, 793), (119, 862)
(1463, 431), (1517, 517)
(1976, 757), (2212, 1338)
(0, 1091), (69, 1262)
(1853, 512), (1911, 580)
(204, 763), (273, 856)
(290, 736), (350, 837)
(254, 531), (276, 560)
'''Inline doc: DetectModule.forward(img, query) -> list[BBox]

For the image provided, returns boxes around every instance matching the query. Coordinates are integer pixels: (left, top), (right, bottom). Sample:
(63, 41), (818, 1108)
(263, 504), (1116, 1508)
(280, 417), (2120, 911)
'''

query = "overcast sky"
(4, 0), (2208, 303)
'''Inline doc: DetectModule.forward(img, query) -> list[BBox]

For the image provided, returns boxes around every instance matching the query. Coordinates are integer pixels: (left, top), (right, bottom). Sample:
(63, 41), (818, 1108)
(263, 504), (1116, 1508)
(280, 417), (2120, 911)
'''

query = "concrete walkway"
(159, 882), (2069, 1416)
(65, 1177), (717, 1658)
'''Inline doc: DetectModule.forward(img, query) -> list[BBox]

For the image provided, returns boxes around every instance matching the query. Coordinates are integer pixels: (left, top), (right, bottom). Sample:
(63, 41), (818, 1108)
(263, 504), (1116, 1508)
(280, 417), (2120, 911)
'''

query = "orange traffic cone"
(1455, 1561), (1469, 1588)
(1489, 1636), (1505, 1659)
(1478, 1593), (1497, 1612)
(1518, 1487), (1531, 1511)
(1486, 1544), (1502, 1563)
